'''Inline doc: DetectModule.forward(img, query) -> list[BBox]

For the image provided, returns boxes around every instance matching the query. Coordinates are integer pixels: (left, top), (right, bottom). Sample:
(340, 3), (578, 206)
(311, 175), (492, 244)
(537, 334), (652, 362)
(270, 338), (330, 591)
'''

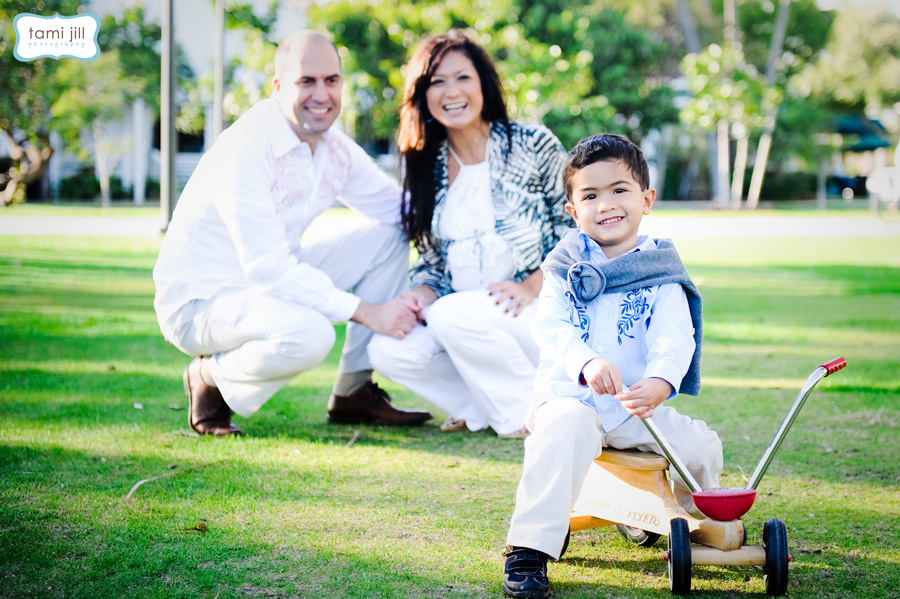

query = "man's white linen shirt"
(153, 97), (403, 326)
(531, 233), (696, 430)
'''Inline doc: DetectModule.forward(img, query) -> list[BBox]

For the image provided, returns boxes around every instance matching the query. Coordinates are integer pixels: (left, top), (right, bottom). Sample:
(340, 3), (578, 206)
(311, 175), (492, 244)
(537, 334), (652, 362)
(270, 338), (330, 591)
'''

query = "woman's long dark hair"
(398, 30), (510, 249)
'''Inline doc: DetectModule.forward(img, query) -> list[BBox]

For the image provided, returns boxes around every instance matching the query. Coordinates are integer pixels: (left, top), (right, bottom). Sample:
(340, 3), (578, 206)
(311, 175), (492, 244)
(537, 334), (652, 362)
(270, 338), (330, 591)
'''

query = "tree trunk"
(1, 128), (53, 206)
(717, 120), (731, 208)
(676, 0), (702, 54)
(732, 133), (749, 208)
(747, 111), (777, 209)
(747, 0), (792, 210)
(676, 0), (720, 203)
(816, 155), (828, 210)
(93, 120), (112, 209)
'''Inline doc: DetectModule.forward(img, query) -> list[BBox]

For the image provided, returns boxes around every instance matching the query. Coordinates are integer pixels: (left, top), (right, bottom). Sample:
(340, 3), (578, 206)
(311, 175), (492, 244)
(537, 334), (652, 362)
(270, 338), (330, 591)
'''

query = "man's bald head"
(274, 31), (340, 80)
(272, 30), (343, 148)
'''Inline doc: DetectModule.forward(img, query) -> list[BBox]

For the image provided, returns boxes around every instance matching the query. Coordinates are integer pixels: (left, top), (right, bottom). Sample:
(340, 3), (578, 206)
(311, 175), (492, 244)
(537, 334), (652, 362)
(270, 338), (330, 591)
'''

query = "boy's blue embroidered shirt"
(532, 233), (696, 429)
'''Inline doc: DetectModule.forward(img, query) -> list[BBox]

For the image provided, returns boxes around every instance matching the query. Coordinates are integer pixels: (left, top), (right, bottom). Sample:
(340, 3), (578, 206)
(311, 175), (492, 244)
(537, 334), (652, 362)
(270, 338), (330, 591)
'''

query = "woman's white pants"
(368, 290), (538, 435)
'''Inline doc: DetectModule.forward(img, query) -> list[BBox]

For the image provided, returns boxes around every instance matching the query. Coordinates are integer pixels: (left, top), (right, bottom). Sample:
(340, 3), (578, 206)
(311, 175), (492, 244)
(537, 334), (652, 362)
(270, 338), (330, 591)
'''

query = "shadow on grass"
(1, 442), (512, 598)
(4, 440), (897, 599)
(0, 291), (154, 314)
(0, 258), (156, 277)
(0, 491), (486, 598)
(0, 361), (527, 464)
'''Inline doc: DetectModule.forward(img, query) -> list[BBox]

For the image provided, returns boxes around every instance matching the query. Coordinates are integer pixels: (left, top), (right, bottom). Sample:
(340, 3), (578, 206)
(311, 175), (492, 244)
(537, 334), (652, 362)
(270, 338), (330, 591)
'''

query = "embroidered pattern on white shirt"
(566, 290), (590, 343)
(618, 288), (650, 345)
(319, 136), (352, 201)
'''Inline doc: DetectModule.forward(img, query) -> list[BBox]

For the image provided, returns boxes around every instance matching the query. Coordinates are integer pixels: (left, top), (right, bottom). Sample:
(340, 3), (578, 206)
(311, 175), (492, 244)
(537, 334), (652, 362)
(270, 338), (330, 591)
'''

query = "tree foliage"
(97, 5), (162, 112)
(0, 2), (164, 205)
(739, 0), (834, 84)
(179, 1), (278, 134)
(792, 5), (900, 115)
(309, 0), (681, 149)
(0, 0), (81, 205)
(51, 50), (144, 207)
(50, 7), (161, 206)
(681, 43), (779, 131)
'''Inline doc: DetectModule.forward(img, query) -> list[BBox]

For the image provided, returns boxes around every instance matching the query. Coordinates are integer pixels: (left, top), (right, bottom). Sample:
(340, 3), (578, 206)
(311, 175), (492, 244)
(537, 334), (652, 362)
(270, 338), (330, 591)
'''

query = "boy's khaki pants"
(506, 398), (723, 559)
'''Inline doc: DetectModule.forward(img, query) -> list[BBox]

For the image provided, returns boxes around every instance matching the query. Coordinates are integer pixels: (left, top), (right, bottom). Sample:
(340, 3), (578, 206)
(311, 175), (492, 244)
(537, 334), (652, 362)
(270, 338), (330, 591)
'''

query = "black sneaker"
(502, 546), (550, 599)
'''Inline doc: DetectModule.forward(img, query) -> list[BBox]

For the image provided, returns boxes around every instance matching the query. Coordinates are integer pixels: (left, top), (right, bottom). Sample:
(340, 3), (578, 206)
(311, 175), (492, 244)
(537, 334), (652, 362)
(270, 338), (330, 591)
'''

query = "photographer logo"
(13, 13), (100, 62)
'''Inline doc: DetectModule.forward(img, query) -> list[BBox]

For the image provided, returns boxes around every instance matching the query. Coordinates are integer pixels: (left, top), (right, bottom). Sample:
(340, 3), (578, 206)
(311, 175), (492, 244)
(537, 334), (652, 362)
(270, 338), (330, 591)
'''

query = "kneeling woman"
(368, 30), (569, 437)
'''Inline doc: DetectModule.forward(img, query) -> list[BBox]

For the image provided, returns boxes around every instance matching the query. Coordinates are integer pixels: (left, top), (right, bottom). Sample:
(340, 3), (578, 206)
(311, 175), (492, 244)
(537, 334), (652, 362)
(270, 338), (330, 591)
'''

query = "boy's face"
(565, 159), (656, 258)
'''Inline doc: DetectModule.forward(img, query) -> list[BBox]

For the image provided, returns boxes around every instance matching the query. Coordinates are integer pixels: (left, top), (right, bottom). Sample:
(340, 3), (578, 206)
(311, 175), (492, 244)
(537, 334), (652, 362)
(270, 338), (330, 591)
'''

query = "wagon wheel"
(668, 517), (691, 595)
(763, 518), (789, 596)
(616, 524), (662, 547)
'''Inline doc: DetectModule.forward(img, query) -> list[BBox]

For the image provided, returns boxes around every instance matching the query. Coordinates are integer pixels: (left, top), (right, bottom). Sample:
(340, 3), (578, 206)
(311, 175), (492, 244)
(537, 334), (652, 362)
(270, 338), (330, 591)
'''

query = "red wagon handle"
(820, 357), (847, 376)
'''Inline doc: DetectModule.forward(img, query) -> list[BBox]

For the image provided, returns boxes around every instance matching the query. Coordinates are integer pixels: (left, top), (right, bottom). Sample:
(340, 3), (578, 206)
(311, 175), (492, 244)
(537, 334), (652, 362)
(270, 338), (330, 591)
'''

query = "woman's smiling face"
(425, 50), (485, 134)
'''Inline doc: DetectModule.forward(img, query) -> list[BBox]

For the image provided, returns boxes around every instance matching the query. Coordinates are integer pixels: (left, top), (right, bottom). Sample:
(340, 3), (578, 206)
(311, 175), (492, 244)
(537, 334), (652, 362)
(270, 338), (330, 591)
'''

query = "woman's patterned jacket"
(410, 120), (571, 297)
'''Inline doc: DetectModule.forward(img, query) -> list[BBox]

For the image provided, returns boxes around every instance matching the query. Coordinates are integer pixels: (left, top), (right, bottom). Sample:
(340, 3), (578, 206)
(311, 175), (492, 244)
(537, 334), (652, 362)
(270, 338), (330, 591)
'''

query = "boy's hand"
(614, 378), (673, 419)
(581, 358), (623, 396)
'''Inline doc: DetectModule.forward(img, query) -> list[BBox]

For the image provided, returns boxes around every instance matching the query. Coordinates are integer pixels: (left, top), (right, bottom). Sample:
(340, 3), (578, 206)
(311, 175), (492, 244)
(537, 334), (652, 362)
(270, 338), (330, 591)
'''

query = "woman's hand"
(488, 270), (543, 317)
(408, 286), (438, 324)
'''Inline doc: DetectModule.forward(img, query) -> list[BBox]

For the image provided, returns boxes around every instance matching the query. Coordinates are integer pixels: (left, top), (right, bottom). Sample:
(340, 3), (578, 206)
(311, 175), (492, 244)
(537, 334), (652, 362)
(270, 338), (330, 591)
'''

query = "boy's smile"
(565, 159), (655, 258)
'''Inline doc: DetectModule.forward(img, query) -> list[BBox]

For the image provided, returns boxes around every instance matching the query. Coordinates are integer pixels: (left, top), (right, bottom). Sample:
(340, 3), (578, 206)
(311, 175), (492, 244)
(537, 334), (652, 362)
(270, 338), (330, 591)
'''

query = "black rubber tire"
(763, 518), (789, 596)
(616, 524), (662, 547)
(668, 517), (692, 595)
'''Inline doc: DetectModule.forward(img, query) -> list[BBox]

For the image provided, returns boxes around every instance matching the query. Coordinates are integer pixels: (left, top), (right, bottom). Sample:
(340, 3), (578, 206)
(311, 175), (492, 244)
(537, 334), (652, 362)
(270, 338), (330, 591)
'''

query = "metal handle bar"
(641, 417), (703, 493)
(746, 357), (847, 490)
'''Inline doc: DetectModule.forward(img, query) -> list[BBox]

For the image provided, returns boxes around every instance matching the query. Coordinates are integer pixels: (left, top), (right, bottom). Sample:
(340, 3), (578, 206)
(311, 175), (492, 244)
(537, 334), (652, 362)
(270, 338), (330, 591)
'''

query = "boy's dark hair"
(563, 133), (650, 200)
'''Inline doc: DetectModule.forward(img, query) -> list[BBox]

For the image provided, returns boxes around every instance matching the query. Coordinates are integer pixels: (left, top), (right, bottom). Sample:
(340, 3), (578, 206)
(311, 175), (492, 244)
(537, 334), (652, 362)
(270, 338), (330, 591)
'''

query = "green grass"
(1, 228), (899, 599)
(1, 202), (161, 217)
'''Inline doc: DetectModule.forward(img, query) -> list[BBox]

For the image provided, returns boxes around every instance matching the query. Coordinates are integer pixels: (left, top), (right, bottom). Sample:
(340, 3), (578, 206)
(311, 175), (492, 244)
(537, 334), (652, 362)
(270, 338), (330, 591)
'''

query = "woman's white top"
(433, 141), (515, 291)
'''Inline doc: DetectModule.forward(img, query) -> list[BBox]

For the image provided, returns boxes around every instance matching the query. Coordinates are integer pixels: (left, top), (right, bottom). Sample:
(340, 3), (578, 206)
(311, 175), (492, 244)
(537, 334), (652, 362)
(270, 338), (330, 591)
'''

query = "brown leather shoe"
(183, 357), (243, 437)
(327, 381), (432, 426)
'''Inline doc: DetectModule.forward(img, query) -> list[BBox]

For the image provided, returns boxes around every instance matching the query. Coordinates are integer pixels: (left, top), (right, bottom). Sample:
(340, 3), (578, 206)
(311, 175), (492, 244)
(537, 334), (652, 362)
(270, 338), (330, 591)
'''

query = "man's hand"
(351, 297), (419, 339)
(581, 358), (623, 396)
(614, 378), (673, 419)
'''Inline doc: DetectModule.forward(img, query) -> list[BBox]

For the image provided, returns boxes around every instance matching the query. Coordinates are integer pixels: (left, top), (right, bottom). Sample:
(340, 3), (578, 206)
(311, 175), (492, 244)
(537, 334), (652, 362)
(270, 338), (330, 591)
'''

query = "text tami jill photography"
(25, 24), (88, 48)
(13, 13), (100, 61)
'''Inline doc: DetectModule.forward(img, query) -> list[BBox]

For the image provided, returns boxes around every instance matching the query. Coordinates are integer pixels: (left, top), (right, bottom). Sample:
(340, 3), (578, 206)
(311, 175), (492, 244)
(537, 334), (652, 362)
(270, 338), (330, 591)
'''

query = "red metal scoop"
(642, 357), (847, 521)
(692, 487), (757, 521)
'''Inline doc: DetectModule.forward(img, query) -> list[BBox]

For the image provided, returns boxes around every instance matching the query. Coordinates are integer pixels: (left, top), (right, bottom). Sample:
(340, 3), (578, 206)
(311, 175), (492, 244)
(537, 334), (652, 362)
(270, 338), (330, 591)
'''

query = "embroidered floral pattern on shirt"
(319, 136), (352, 200)
(272, 146), (306, 208)
(566, 290), (591, 343)
(618, 288), (649, 345)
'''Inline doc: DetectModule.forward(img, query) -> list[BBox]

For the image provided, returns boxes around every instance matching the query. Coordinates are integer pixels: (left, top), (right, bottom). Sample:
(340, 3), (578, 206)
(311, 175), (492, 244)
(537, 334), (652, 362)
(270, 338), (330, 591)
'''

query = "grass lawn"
(1, 202), (162, 217)
(1, 228), (899, 599)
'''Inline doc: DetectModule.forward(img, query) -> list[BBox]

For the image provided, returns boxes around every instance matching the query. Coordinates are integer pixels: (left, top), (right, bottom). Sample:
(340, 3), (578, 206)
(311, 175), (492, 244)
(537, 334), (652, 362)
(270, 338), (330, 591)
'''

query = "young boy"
(502, 134), (723, 599)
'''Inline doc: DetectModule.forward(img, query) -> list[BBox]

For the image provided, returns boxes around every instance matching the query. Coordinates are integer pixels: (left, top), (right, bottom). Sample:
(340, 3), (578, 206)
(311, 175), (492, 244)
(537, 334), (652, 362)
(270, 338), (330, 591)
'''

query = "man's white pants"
(159, 222), (408, 417)
(506, 399), (723, 559)
(368, 290), (538, 435)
